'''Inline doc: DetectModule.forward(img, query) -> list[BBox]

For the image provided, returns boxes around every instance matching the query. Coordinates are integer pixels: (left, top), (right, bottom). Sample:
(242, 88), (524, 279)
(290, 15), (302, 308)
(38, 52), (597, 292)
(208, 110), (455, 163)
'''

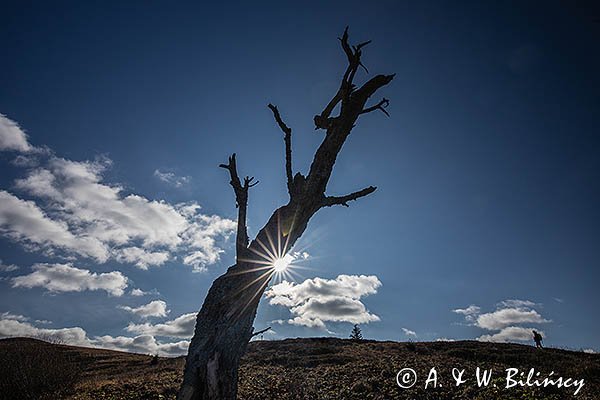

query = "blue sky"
(1, 1), (598, 355)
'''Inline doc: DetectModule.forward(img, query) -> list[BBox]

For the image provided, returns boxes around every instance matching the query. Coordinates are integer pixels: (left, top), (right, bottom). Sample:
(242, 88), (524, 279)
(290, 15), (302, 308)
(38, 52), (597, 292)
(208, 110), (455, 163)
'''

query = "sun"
(272, 254), (293, 272)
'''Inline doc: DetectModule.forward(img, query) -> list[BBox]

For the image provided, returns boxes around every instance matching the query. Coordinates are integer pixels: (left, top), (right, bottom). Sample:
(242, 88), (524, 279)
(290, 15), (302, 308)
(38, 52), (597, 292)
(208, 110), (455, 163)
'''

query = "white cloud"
(435, 337), (455, 342)
(0, 259), (19, 272)
(402, 327), (417, 337)
(478, 326), (543, 343)
(0, 114), (31, 152)
(15, 158), (188, 249)
(153, 169), (190, 188)
(93, 334), (189, 356)
(119, 300), (169, 318)
(476, 308), (549, 331)
(265, 275), (381, 329)
(583, 349), (596, 354)
(114, 247), (170, 270)
(454, 299), (551, 344)
(11, 263), (128, 296)
(3, 152), (236, 270)
(126, 312), (196, 338)
(0, 190), (109, 261)
(130, 288), (159, 297)
(0, 317), (90, 346)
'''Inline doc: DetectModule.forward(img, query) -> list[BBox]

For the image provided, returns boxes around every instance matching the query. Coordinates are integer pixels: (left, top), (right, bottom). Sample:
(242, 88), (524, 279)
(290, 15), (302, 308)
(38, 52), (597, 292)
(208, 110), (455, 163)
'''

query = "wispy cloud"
(153, 169), (190, 188)
(0, 259), (19, 272)
(497, 299), (538, 309)
(452, 305), (481, 322)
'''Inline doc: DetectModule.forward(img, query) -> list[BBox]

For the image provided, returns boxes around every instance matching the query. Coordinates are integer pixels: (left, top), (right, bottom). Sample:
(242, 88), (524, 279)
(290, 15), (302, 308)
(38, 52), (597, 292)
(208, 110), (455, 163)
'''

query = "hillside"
(1, 337), (598, 400)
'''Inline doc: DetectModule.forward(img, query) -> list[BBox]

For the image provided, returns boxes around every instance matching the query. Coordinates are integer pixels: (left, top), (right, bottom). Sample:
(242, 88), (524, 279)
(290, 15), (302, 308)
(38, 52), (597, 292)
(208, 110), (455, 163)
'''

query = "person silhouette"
(532, 330), (543, 349)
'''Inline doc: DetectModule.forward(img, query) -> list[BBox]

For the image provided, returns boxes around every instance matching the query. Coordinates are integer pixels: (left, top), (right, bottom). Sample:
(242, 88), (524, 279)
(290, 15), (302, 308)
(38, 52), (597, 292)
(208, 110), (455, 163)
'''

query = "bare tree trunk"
(178, 27), (394, 400)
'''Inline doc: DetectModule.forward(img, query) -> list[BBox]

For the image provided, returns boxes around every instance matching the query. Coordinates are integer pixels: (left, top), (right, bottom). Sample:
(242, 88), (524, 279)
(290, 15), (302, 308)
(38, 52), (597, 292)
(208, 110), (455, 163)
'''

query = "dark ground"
(1, 337), (598, 400)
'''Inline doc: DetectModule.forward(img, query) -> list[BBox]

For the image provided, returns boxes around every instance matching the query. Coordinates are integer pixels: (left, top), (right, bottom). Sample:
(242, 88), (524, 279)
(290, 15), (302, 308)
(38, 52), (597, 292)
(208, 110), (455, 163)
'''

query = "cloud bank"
(0, 312), (189, 356)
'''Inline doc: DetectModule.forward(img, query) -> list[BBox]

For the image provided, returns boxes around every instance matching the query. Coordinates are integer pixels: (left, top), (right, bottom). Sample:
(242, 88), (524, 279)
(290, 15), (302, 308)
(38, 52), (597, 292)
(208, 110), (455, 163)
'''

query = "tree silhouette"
(350, 324), (363, 340)
(178, 27), (394, 400)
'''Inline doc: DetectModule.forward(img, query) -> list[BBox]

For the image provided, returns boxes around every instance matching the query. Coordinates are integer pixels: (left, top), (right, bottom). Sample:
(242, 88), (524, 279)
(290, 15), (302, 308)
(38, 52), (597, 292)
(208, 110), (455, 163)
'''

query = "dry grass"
(1, 337), (598, 399)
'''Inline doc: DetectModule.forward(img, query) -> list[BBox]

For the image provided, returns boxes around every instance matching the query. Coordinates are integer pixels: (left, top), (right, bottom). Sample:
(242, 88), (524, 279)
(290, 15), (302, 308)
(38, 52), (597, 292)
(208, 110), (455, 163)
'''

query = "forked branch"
(361, 97), (390, 116)
(314, 26), (373, 130)
(219, 154), (257, 257)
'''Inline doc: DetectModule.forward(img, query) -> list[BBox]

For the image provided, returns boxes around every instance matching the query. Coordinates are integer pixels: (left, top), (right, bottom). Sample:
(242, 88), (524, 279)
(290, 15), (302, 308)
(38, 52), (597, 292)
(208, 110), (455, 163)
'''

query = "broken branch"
(322, 186), (377, 207)
(268, 104), (294, 195)
(251, 326), (272, 337)
(220, 154), (254, 257)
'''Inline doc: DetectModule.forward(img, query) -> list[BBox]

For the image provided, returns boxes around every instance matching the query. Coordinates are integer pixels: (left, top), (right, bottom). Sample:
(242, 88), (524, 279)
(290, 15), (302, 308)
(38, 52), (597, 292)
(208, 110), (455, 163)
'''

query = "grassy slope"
(1, 337), (598, 400)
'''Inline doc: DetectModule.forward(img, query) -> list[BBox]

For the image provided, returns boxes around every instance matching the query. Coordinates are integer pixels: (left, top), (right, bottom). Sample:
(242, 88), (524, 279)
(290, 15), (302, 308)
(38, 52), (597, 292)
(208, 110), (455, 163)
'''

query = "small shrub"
(349, 324), (363, 340)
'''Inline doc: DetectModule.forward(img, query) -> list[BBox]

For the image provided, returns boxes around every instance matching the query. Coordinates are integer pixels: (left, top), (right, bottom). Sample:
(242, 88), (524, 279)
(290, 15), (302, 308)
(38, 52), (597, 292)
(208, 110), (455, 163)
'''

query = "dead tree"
(178, 27), (394, 400)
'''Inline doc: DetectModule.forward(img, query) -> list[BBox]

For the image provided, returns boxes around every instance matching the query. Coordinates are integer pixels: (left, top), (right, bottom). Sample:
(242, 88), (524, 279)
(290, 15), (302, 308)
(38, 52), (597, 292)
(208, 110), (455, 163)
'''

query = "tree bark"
(178, 27), (394, 400)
